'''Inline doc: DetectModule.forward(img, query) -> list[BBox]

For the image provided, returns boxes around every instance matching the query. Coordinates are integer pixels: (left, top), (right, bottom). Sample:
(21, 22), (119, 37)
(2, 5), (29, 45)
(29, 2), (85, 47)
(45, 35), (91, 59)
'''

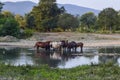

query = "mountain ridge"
(2, 1), (100, 16)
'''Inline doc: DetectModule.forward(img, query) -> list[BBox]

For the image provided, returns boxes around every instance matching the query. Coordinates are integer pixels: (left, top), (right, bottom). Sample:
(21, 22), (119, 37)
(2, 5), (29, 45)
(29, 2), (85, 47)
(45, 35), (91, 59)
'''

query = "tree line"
(0, 0), (120, 38)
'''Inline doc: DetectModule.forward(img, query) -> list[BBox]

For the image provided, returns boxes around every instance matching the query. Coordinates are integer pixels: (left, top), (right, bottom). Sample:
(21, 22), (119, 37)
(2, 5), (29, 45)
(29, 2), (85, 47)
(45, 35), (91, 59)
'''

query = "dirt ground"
(0, 32), (120, 48)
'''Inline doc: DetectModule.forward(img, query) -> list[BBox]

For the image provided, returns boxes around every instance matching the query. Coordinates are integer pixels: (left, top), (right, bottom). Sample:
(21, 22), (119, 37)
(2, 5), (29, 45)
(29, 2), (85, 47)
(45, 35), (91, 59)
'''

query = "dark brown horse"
(61, 40), (83, 53)
(34, 41), (51, 51)
(76, 42), (83, 53)
(61, 40), (68, 51)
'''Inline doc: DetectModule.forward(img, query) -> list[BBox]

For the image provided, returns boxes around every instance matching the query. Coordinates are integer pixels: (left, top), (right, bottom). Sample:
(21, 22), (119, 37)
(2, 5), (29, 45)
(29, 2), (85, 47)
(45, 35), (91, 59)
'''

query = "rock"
(0, 36), (19, 42)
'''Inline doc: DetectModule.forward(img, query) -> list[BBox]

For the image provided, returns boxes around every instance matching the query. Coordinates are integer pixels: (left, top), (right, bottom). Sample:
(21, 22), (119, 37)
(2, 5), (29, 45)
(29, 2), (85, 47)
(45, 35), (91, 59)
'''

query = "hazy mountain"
(2, 1), (100, 16)
(58, 4), (100, 16)
(3, 1), (36, 16)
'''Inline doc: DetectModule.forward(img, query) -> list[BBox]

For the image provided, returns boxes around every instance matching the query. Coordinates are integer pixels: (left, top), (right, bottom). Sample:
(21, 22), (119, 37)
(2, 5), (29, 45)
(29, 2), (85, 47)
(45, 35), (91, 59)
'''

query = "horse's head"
(77, 42), (83, 47)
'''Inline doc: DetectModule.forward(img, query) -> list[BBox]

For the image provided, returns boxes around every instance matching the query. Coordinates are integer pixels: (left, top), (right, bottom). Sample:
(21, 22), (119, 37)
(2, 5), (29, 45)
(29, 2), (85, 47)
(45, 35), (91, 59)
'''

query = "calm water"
(0, 46), (120, 68)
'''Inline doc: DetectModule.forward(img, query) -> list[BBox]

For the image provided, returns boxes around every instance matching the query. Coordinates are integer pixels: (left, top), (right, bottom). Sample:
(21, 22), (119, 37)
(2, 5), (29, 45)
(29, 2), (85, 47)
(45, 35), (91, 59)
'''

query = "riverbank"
(0, 62), (120, 80)
(0, 32), (120, 48)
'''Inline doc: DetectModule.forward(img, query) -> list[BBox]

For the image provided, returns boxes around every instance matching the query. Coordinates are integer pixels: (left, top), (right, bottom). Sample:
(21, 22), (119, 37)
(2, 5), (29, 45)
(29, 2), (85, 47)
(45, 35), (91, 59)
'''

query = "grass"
(0, 62), (120, 80)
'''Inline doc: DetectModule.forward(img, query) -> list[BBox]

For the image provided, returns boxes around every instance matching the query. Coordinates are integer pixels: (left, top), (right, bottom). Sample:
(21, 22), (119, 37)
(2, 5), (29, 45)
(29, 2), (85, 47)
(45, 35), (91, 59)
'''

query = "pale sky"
(0, 0), (120, 10)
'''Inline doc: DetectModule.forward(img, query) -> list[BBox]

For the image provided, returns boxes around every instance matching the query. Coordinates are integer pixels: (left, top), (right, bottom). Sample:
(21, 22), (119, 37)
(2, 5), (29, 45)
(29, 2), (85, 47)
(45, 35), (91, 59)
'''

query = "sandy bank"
(0, 33), (120, 48)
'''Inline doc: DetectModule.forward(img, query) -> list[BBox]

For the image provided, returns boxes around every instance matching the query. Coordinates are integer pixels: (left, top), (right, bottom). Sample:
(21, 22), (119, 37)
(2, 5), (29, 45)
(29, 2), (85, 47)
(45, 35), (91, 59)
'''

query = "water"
(0, 46), (120, 68)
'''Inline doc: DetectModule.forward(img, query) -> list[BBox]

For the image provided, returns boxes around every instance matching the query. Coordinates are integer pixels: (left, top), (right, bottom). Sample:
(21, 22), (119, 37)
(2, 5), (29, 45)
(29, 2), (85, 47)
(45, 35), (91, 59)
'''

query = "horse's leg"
(75, 47), (77, 53)
(68, 48), (71, 52)
(59, 46), (61, 51)
(37, 46), (39, 53)
(80, 46), (83, 53)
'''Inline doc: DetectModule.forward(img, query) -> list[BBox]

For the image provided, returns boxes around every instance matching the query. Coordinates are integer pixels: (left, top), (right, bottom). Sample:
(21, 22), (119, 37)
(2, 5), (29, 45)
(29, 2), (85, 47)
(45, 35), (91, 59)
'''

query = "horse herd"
(34, 40), (83, 53)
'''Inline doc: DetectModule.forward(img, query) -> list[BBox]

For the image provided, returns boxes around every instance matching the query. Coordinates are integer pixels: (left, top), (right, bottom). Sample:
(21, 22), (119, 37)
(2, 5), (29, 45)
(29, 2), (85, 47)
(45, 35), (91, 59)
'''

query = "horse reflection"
(34, 51), (49, 58)
(99, 55), (118, 64)
(50, 51), (62, 60)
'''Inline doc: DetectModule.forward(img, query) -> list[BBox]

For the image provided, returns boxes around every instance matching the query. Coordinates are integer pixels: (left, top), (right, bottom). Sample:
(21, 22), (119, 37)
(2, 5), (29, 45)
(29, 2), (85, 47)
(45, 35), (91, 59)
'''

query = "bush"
(20, 29), (34, 38)
(0, 18), (20, 38)
(53, 27), (64, 32)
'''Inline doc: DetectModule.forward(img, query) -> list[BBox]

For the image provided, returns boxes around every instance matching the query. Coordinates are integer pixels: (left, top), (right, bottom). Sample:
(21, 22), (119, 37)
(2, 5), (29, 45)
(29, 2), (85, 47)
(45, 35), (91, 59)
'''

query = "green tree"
(2, 11), (14, 18)
(0, 18), (20, 37)
(80, 12), (97, 31)
(0, 2), (4, 13)
(98, 8), (119, 32)
(57, 13), (79, 31)
(31, 0), (65, 31)
(25, 13), (35, 29)
(15, 14), (26, 29)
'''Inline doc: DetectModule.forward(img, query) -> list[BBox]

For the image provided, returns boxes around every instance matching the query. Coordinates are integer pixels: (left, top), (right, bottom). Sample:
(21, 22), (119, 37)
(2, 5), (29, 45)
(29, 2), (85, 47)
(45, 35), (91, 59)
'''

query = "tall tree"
(58, 13), (79, 31)
(0, 18), (20, 37)
(98, 8), (118, 32)
(15, 14), (26, 29)
(25, 13), (36, 29)
(0, 2), (4, 13)
(31, 0), (65, 31)
(2, 11), (14, 18)
(80, 12), (97, 30)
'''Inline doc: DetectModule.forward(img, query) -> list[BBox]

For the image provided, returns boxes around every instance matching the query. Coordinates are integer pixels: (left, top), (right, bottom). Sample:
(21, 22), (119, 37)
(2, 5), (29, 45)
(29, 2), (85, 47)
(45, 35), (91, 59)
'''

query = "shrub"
(0, 18), (20, 38)
(20, 29), (34, 38)
(53, 27), (64, 32)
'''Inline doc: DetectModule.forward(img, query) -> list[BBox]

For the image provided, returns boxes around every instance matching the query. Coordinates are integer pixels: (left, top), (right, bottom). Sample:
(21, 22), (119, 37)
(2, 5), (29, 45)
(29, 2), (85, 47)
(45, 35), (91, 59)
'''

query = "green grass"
(0, 62), (120, 80)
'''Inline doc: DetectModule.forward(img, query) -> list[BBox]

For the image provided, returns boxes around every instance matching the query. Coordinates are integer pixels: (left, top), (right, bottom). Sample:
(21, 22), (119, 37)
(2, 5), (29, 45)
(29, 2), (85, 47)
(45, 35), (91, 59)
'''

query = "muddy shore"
(0, 32), (120, 48)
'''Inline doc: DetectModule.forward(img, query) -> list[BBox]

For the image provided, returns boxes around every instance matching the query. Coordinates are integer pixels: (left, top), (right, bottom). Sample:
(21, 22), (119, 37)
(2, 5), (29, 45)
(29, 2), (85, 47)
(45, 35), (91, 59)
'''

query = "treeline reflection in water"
(0, 46), (120, 68)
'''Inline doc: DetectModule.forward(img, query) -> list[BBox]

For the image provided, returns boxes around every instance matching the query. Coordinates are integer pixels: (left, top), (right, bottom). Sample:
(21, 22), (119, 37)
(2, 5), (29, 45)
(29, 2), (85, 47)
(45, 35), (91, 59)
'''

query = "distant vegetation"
(0, 0), (120, 38)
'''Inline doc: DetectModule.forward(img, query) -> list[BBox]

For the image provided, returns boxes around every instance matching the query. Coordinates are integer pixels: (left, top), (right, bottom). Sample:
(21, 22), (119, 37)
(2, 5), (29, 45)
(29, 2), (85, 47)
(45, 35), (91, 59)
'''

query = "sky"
(0, 0), (120, 10)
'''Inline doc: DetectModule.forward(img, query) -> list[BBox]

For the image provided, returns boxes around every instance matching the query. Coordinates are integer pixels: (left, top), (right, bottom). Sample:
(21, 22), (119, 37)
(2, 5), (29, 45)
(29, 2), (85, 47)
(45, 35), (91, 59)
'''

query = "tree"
(15, 14), (26, 29)
(2, 11), (14, 18)
(57, 13), (79, 31)
(0, 18), (20, 37)
(31, 0), (65, 31)
(98, 8), (119, 32)
(25, 13), (36, 29)
(80, 12), (97, 30)
(0, 2), (4, 13)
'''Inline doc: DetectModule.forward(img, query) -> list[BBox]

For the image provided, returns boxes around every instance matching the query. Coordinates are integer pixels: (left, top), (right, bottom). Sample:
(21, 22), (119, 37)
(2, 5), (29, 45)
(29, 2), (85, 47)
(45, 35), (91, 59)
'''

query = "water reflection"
(99, 55), (118, 64)
(0, 47), (119, 68)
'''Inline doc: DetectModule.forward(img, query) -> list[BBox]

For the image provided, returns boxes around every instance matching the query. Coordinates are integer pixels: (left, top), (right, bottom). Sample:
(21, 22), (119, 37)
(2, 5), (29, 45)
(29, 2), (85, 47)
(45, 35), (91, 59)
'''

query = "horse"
(34, 41), (51, 52)
(76, 42), (83, 53)
(50, 41), (62, 51)
(67, 41), (77, 52)
(60, 40), (68, 51)
(61, 40), (83, 53)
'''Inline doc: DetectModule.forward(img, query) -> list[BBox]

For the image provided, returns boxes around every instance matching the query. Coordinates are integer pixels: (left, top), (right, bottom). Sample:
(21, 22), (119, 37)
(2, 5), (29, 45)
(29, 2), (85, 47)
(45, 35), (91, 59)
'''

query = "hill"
(3, 1), (100, 16)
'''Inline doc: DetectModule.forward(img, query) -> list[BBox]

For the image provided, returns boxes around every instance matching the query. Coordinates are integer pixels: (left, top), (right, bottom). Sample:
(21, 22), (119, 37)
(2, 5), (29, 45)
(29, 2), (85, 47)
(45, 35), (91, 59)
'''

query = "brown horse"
(76, 42), (83, 53)
(34, 41), (51, 51)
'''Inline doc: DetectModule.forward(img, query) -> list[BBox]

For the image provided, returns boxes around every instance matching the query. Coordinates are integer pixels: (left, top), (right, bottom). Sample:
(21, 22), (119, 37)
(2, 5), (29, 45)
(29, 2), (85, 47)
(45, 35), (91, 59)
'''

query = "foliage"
(31, 0), (65, 32)
(25, 13), (36, 29)
(58, 13), (79, 31)
(0, 18), (20, 38)
(79, 12), (97, 32)
(98, 8), (119, 32)
(15, 14), (26, 29)
(0, 63), (120, 80)
(1, 11), (14, 18)
(0, 2), (4, 13)
(53, 27), (64, 32)
(20, 29), (34, 38)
